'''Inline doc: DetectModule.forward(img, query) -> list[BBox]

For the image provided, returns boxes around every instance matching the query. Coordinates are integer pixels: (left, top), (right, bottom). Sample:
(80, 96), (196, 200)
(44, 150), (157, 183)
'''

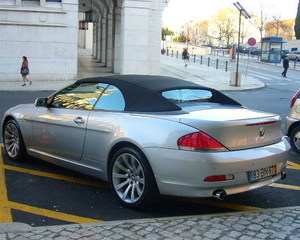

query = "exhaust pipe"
(213, 190), (226, 200)
(281, 171), (287, 180)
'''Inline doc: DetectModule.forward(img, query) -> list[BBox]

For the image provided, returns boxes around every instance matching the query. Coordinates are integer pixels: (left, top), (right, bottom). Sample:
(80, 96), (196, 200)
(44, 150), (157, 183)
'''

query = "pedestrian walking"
(281, 55), (289, 77)
(20, 56), (32, 86)
(182, 48), (190, 67)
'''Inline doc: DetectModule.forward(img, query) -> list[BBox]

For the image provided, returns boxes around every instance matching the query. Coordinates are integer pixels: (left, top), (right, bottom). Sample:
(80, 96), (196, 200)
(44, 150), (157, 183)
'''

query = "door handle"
(73, 117), (85, 125)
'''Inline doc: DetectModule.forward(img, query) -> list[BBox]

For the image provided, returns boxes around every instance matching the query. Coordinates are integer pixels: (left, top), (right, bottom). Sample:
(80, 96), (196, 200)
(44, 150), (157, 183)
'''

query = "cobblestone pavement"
(1, 206), (299, 240)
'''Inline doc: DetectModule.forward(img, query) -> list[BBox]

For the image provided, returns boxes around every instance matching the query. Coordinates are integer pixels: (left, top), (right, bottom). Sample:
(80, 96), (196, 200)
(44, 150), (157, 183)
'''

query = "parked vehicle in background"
(286, 51), (300, 61)
(286, 89), (300, 153)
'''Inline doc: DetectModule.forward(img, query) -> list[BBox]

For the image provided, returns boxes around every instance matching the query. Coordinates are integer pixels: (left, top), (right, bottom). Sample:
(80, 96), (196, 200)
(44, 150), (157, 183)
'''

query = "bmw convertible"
(2, 75), (290, 208)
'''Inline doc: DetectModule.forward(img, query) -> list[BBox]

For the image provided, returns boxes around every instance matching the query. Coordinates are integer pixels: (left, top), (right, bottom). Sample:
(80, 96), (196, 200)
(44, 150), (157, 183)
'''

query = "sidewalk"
(0, 50), (264, 92)
(1, 206), (299, 239)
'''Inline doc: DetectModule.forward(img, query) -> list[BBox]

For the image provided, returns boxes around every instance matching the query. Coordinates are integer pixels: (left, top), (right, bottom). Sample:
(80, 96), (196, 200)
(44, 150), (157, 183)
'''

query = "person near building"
(281, 55), (289, 77)
(20, 56), (32, 86)
(182, 48), (190, 67)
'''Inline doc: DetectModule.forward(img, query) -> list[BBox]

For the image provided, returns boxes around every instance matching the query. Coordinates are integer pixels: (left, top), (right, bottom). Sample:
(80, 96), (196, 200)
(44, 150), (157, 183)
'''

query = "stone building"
(0, 0), (167, 82)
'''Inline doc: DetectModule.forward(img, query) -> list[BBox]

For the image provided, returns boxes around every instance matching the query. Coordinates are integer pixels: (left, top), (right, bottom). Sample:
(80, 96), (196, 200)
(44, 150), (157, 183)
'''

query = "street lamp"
(233, 2), (251, 86)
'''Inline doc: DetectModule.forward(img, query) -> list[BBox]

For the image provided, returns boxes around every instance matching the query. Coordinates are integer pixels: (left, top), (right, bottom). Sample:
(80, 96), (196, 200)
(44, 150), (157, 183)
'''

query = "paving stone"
(2, 207), (300, 240)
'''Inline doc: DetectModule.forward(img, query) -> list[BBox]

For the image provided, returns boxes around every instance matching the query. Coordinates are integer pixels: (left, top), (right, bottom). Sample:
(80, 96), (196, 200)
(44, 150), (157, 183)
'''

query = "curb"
(1, 205), (299, 234)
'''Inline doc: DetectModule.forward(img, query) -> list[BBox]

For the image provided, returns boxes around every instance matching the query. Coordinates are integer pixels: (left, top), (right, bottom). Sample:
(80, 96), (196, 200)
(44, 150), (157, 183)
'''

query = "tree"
(295, 0), (300, 39)
(211, 8), (238, 47)
(162, 27), (174, 40)
(251, 5), (273, 47)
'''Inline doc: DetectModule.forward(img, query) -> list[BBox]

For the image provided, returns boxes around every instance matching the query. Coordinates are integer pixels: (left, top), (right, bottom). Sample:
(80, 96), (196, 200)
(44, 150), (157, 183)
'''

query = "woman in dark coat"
(182, 48), (190, 67)
(21, 56), (32, 86)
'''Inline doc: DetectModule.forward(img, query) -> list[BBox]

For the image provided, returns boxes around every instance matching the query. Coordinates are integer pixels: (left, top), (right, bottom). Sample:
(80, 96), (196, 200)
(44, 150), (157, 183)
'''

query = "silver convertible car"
(2, 75), (290, 208)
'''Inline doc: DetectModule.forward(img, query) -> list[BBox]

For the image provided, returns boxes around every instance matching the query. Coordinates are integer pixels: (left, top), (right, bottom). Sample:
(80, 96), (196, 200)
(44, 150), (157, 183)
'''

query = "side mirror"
(35, 97), (48, 107)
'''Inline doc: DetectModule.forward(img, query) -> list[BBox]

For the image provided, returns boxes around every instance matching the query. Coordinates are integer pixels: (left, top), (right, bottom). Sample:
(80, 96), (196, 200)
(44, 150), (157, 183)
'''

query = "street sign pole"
(233, 2), (251, 87)
(235, 10), (242, 87)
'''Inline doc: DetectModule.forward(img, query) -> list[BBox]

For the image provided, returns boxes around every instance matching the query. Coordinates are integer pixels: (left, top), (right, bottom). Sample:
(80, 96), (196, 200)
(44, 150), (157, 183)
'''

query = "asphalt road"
(0, 60), (299, 227)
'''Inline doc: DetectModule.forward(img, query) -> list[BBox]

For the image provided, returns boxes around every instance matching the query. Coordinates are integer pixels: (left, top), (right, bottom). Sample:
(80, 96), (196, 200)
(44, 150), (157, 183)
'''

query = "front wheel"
(108, 147), (159, 208)
(290, 126), (300, 153)
(2, 119), (28, 161)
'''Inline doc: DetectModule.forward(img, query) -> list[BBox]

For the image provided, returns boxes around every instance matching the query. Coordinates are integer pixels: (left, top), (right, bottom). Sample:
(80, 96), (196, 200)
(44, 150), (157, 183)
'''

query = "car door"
(32, 83), (104, 161)
(81, 84), (126, 173)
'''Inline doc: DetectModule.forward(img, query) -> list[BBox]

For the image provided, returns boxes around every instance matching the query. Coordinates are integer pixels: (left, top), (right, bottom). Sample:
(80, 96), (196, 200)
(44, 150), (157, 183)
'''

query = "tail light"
(290, 89), (300, 108)
(178, 132), (227, 151)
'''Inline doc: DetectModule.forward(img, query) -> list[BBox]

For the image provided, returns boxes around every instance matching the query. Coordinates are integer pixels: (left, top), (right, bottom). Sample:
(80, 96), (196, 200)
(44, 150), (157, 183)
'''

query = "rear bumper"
(143, 138), (291, 198)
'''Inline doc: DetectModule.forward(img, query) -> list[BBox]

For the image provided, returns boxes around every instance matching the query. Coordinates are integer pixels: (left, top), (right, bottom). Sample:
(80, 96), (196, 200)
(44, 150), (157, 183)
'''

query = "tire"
(108, 147), (160, 208)
(2, 119), (28, 161)
(290, 126), (300, 153)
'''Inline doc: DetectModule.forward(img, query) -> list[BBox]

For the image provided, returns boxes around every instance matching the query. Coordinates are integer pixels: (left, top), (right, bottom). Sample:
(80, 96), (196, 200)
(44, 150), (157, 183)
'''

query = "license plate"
(248, 165), (277, 182)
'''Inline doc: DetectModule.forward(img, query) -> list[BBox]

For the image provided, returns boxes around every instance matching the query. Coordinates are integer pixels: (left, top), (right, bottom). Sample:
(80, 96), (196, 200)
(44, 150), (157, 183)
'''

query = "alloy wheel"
(4, 122), (20, 158)
(112, 153), (145, 204)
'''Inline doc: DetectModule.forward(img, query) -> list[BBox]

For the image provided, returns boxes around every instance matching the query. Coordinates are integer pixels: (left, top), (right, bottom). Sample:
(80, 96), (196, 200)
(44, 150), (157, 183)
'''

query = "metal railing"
(163, 49), (300, 71)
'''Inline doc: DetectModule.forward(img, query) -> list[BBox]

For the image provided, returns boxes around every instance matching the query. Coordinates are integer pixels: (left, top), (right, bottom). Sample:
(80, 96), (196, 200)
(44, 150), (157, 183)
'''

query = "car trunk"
(178, 107), (283, 151)
(138, 105), (283, 151)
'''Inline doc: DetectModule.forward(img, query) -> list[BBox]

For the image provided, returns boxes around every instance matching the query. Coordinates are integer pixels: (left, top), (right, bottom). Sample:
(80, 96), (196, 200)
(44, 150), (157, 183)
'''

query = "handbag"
(21, 67), (29, 74)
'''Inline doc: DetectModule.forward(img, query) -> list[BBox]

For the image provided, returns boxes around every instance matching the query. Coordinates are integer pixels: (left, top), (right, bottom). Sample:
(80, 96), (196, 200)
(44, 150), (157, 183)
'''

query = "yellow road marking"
(4, 164), (108, 189)
(8, 201), (101, 224)
(269, 183), (300, 191)
(287, 161), (300, 170)
(0, 147), (12, 222)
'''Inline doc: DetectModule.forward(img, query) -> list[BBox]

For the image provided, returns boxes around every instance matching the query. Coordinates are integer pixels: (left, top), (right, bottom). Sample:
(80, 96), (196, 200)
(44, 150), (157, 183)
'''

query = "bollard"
(294, 60), (297, 69)
(194, 54), (196, 63)
(167, 49), (169, 56)
(171, 50), (173, 57)
(225, 61), (228, 72)
(208, 57), (210, 67)
(216, 59), (219, 69)
(176, 51), (178, 59)
(200, 56), (203, 65)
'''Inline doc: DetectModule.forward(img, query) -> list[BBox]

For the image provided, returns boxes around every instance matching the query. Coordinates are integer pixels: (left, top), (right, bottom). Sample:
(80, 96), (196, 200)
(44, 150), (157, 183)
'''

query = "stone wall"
(0, 0), (78, 82)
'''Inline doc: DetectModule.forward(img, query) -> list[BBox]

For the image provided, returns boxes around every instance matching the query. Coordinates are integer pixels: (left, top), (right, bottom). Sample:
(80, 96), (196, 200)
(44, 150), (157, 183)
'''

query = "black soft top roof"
(76, 75), (239, 112)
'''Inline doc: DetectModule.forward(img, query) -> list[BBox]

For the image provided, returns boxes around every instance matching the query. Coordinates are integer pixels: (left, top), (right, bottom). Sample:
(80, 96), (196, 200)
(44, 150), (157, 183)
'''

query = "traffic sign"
(248, 37), (256, 46)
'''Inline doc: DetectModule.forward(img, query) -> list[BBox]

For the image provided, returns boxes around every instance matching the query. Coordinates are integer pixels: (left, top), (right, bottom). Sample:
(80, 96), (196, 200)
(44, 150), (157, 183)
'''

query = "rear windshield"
(162, 88), (241, 106)
(162, 89), (213, 104)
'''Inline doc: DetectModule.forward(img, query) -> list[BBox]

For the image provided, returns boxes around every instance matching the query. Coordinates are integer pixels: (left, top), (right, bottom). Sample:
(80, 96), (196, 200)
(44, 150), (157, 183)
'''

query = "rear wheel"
(3, 119), (27, 161)
(290, 126), (300, 153)
(108, 147), (159, 208)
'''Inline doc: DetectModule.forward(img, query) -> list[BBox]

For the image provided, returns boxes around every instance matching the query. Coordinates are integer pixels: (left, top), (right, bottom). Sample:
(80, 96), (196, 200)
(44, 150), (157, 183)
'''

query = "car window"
(94, 85), (125, 111)
(50, 83), (107, 110)
(162, 89), (213, 104)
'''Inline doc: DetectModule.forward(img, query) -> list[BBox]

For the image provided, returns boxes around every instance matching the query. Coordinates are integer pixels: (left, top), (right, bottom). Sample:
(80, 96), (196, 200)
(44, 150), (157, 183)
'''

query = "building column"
(101, 16), (107, 65)
(96, 21), (102, 61)
(113, 7), (122, 73)
(106, 12), (114, 68)
(92, 24), (97, 57)
(119, 0), (167, 75)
